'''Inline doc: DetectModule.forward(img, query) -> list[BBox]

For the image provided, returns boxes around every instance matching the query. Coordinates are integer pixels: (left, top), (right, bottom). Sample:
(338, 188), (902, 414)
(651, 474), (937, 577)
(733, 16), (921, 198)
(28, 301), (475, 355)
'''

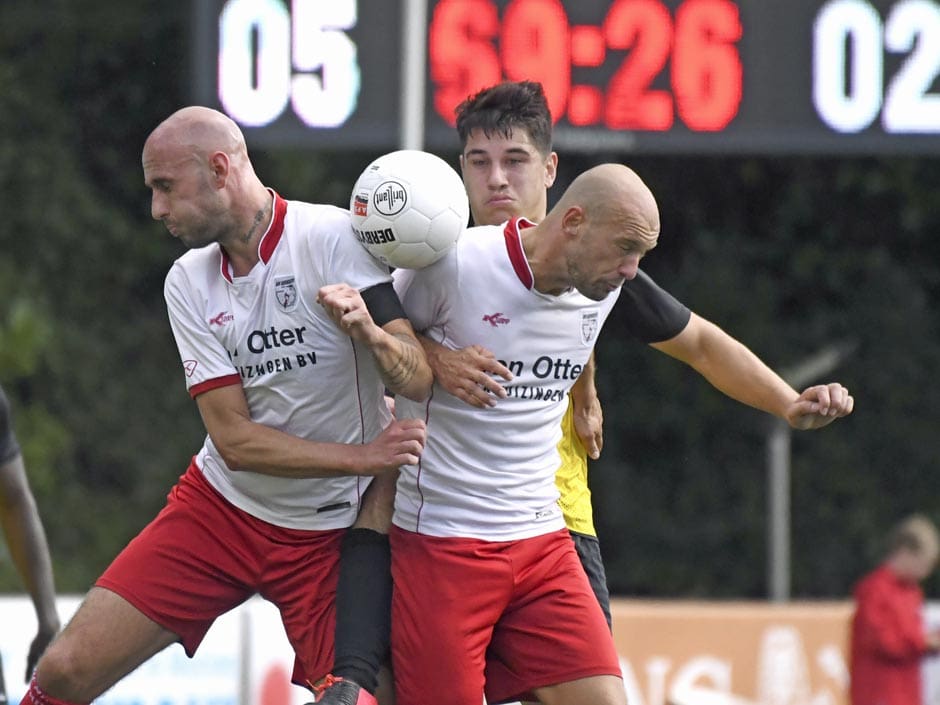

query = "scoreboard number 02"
(813, 0), (940, 134)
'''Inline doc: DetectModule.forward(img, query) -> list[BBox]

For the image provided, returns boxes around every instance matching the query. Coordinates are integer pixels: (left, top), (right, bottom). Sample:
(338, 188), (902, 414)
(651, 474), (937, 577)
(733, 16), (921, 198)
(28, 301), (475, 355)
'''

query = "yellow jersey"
(555, 396), (595, 537)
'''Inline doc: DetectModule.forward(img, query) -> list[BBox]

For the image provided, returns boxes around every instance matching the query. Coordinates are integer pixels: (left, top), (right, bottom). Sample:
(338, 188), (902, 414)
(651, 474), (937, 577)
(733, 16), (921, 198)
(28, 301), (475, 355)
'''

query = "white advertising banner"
(2, 596), (939, 705)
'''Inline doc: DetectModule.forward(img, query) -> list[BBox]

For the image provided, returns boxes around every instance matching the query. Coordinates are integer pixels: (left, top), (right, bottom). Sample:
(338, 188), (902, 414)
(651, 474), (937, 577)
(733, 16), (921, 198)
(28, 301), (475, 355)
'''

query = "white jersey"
(164, 191), (392, 530)
(393, 219), (619, 540)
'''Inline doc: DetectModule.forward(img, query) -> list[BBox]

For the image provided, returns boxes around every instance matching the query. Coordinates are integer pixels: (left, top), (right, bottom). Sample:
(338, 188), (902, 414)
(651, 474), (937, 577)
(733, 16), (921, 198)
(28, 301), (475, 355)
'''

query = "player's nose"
(619, 254), (641, 280)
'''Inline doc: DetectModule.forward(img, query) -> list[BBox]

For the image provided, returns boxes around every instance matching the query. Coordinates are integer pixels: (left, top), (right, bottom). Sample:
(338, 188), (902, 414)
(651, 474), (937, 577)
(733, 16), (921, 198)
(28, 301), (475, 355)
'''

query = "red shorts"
(390, 526), (620, 705)
(97, 459), (342, 686)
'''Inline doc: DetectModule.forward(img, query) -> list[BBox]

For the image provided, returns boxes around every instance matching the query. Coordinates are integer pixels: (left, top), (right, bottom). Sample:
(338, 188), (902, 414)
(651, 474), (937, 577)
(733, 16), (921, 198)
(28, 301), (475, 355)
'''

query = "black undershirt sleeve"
(614, 269), (692, 344)
(360, 281), (407, 328)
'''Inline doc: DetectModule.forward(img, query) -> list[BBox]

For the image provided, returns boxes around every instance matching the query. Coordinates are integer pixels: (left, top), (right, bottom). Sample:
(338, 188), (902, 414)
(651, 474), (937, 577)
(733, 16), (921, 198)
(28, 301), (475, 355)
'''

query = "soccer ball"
(350, 149), (469, 269)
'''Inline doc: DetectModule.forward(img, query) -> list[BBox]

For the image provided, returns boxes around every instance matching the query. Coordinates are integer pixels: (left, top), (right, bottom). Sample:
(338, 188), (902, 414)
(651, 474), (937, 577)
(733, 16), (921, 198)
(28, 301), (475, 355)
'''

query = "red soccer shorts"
(97, 459), (342, 682)
(390, 526), (620, 705)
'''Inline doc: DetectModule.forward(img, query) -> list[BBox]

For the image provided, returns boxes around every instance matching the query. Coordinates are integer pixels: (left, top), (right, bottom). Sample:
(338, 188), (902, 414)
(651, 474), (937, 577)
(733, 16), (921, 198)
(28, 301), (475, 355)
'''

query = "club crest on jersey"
(275, 276), (298, 313)
(580, 310), (599, 345)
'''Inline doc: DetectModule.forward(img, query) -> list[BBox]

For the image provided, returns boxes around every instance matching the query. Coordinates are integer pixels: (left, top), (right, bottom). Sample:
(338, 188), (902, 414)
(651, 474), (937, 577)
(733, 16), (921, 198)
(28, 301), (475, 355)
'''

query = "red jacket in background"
(849, 563), (930, 705)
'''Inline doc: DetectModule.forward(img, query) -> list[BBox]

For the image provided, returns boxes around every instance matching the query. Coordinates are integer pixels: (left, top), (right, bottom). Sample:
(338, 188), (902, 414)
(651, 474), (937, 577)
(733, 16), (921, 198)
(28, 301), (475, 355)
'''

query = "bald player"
(19, 106), (431, 705)
(389, 163), (855, 705)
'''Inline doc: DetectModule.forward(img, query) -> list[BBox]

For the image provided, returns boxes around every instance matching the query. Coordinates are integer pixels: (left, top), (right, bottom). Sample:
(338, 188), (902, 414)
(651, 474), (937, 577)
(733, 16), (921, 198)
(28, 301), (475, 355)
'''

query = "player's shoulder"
(283, 200), (358, 247)
(454, 223), (503, 255)
(165, 243), (222, 285)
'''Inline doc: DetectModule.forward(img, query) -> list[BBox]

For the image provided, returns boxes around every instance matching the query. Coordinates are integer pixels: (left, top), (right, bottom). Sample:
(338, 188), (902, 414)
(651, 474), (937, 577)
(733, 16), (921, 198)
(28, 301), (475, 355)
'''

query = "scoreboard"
(192, 0), (940, 154)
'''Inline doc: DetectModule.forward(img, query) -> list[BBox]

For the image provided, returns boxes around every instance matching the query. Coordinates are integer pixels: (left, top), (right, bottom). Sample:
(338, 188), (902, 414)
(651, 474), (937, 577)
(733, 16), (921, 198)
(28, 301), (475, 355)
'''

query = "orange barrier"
(610, 599), (853, 705)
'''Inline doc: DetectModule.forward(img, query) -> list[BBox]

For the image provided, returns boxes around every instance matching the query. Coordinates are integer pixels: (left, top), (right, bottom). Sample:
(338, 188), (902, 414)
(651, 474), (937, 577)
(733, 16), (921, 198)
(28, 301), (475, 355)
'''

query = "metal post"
(766, 340), (856, 601)
(400, 0), (427, 150)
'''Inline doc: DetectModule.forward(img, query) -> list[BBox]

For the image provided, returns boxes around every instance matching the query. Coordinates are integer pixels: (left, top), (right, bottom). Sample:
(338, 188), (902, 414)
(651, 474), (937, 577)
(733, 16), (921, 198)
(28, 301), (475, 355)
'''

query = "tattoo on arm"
(380, 333), (421, 392)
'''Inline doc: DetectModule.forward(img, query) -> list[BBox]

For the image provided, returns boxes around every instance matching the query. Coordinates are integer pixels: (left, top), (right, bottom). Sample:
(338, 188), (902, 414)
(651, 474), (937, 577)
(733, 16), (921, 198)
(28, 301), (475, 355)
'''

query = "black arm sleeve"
(361, 281), (408, 328)
(0, 385), (22, 464)
(614, 269), (692, 344)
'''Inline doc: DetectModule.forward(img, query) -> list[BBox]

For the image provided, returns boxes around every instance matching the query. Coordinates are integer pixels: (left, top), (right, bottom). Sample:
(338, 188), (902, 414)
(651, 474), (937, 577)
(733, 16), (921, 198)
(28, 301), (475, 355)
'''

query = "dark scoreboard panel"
(193, 0), (940, 154)
(192, 0), (403, 148)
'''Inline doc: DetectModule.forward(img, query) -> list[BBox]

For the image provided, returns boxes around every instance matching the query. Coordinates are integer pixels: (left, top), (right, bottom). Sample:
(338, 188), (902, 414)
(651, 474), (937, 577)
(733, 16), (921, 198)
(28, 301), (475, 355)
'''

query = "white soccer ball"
(350, 149), (469, 269)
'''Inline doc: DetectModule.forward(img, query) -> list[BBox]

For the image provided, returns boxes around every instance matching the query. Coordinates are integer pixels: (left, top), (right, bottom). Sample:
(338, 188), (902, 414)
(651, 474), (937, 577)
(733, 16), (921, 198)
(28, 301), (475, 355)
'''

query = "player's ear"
(208, 151), (230, 186)
(544, 152), (558, 189)
(561, 205), (583, 237)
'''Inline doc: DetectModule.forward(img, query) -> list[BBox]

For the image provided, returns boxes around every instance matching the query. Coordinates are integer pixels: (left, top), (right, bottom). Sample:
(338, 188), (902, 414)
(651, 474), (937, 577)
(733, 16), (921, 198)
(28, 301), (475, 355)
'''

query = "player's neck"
(223, 190), (274, 276)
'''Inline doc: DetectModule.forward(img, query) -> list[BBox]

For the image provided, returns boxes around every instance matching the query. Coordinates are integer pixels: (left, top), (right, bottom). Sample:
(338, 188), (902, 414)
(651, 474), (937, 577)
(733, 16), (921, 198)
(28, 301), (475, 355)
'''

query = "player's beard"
(566, 256), (613, 302)
(177, 202), (237, 250)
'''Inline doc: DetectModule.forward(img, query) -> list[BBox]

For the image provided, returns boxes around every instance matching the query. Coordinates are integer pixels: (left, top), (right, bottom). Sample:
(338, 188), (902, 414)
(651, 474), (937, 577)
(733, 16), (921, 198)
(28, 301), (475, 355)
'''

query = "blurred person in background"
(0, 384), (60, 684)
(850, 513), (940, 705)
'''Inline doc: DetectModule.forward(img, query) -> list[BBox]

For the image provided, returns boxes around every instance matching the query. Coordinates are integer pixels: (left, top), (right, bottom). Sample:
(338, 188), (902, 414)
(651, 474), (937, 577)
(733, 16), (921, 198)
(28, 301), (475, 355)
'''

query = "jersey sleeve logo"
(581, 310), (599, 345)
(183, 360), (198, 377)
(275, 276), (298, 313)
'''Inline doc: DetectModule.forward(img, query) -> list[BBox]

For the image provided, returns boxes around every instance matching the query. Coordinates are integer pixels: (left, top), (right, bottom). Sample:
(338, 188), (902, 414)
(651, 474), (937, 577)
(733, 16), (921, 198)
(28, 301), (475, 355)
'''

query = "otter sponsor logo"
(372, 180), (407, 216)
(355, 227), (397, 245)
(245, 326), (308, 354)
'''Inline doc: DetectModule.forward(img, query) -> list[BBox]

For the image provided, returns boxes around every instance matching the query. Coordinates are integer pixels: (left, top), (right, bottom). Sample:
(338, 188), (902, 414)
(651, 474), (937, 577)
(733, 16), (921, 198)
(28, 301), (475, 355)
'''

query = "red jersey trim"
(189, 374), (242, 399)
(503, 217), (536, 289)
(219, 189), (288, 282)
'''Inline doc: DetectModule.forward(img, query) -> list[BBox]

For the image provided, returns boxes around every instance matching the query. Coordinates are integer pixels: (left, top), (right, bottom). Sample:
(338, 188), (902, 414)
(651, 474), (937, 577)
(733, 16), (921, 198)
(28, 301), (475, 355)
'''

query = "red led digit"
(428, 0), (502, 126)
(673, 0), (743, 131)
(568, 85), (604, 126)
(500, 0), (570, 124)
(603, 0), (674, 131)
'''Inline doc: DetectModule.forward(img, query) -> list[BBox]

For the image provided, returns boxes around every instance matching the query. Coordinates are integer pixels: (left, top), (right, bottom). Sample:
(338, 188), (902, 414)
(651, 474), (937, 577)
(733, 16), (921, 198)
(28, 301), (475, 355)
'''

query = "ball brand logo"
(372, 180), (407, 216)
(353, 194), (369, 217)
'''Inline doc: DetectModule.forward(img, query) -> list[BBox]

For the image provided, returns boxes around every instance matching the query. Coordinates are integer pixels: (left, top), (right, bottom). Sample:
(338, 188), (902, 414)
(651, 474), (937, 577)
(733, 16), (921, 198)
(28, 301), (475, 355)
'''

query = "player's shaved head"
(558, 163), (660, 251)
(144, 106), (248, 166)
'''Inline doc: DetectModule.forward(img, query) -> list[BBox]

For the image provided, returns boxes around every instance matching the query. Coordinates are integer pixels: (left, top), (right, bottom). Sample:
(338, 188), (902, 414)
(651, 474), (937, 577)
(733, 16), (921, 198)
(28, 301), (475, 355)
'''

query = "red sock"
(22, 675), (86, 705)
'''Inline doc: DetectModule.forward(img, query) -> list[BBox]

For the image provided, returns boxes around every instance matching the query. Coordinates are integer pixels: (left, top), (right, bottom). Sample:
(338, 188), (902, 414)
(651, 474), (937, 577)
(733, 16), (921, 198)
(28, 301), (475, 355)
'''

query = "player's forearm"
(689, 334), (797, 419)
(211, 420), (376, 477)
(569, 351), (598, 412)
(369, 331), (433, 402)
(656, 314), (798, 420)
(0, 498), (59, 630)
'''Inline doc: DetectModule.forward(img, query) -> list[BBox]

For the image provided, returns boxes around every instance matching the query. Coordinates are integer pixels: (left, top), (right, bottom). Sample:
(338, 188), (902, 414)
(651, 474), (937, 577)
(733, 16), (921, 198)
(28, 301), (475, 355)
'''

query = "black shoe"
(308, 675), (377, 705)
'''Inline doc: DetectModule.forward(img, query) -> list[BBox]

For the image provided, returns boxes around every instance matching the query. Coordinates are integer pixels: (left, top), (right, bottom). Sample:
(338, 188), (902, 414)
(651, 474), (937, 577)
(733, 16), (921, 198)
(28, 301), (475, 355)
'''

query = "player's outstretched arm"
(569, 351), (603, 459)
(0, 456), (60, 680)
(419, 335), (512, 408)
(317, 283), (433, 402)
(651, 313), (854, 429)
(196, 384), (426, 477)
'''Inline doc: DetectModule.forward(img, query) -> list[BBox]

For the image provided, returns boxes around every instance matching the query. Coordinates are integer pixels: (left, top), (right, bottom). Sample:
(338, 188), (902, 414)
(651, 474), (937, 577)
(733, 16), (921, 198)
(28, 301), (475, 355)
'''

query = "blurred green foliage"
(0, 1), (938, 602)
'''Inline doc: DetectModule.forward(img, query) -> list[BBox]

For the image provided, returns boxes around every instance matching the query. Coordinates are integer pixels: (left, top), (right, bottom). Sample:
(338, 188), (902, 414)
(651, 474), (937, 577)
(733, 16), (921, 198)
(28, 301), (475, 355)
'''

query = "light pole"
(767, 340), (856, 602)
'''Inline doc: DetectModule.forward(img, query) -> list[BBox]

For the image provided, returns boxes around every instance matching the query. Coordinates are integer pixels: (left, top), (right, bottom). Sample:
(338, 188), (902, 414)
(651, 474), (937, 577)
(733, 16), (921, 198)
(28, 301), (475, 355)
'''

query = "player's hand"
(785, 382), (854, 430)
(573, 396), (604, 460)
(317, 283), (380, 344)
(26, 624), (58, 681)
(431, 344), (512, 408)
(361, 418), (426, 473)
